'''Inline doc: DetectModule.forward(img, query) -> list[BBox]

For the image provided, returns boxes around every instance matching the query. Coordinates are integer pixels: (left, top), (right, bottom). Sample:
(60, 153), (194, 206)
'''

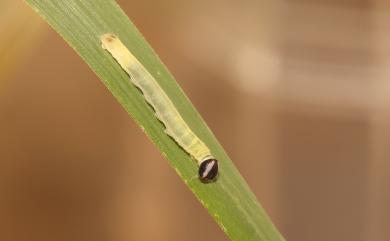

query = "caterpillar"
(100, 33), (218, 183)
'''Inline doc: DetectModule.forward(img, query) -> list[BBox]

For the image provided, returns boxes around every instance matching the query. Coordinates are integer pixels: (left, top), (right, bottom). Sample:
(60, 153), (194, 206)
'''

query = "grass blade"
(24, 1), (285, 240)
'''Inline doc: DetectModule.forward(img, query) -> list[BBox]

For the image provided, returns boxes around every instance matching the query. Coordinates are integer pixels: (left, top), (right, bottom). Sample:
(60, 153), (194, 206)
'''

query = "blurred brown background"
(1, 0), (389, 241)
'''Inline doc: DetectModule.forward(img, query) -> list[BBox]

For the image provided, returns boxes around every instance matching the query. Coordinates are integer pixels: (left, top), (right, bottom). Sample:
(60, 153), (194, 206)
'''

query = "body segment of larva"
(100, 34), (218, 182)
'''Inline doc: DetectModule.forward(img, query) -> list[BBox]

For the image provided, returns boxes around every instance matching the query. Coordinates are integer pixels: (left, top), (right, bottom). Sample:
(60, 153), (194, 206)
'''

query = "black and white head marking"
(198, 158), (218, 183)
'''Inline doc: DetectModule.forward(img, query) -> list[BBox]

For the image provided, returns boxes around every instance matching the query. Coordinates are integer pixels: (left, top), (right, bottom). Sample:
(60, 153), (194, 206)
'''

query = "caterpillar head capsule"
(198, 158), (219, 183)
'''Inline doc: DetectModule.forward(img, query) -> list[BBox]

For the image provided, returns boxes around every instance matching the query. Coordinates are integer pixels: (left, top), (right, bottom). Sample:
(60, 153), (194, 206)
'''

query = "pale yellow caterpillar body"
(100, 34), (218, 182)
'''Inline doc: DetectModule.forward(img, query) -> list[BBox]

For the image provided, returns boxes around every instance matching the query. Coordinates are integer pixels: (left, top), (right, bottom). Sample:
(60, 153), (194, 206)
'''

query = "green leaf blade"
(25, 0), (285, 240)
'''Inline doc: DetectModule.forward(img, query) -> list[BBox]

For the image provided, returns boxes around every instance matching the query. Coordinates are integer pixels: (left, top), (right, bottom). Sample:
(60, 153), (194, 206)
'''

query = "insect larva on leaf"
(100, 33), (218, 183)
